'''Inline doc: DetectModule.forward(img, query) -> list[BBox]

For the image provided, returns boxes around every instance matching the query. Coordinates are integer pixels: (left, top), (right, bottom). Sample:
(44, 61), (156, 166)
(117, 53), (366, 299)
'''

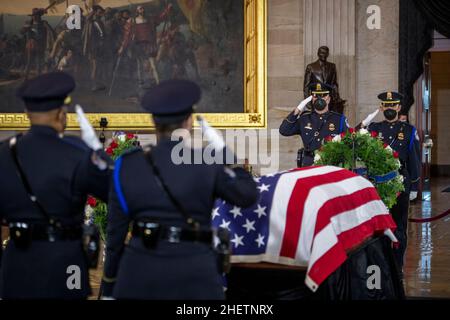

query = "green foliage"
(86, 133), (139, 240)
(314, 129), (404, 208)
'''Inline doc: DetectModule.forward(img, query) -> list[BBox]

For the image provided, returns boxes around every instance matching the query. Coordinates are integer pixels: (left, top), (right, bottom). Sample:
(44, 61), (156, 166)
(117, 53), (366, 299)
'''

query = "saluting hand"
(361, 109), (379, 127)
(197, 116), (225, 151)
(294, 95), (312, 115)
(75, 104), (103, 151)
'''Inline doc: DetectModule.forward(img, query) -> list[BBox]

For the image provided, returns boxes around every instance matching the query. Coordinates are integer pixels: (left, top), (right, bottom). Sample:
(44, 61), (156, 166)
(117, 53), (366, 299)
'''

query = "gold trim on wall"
(0, 0), (267, 131)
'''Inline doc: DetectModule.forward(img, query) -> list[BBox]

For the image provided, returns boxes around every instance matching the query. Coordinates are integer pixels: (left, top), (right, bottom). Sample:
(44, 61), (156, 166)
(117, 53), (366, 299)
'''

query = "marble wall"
(356, 0), (399, 124)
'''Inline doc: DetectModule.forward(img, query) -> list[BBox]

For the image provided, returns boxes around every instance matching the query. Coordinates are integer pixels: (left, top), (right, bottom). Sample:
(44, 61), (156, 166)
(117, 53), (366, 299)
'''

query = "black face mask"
(313, 98), (327, 111)
(383, 109), (397, 121)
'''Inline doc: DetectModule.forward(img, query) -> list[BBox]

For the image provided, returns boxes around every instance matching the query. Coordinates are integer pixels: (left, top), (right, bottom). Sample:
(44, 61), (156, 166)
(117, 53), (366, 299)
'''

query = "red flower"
(87, 196), (97, 207)
(383, 143), (388, 148)
(349, 128), (355, 134)
(393, 151), (399, 158)
(109, 140), (118, 149)
(106, 147), (113, 155)
(126, 133), (135, 140)
(325, 136), (333, 142)
(370, 131), (378, 138)
(340, 132), (346, 138)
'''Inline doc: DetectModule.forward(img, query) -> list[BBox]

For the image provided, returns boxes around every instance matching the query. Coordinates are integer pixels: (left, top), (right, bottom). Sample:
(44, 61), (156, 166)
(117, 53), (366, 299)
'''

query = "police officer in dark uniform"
(0, 72), (110, 299)
(279, 83), (349, 167)
(101, 79), (258, 299)
(367, 91), (421, 274)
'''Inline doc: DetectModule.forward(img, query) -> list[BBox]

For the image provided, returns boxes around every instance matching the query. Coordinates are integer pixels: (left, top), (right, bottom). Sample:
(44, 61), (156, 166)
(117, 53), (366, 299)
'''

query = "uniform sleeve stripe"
(339, 115), (345, 133)
(409, 127), (416, 151)
(114, 156), (129, 215)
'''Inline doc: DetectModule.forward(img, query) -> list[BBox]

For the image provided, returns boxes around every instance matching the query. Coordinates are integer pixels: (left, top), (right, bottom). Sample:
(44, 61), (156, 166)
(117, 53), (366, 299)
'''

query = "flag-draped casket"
(212, 165), (400, 296)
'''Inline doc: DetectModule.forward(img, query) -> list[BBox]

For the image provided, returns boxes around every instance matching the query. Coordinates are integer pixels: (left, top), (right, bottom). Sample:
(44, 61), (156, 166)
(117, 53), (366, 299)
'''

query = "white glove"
(409, 191), (418, 201)
(361, 109), (379, 127)
(75, 104), (102, 151)
(197, 116), (225, 151)
(297, 95), (313, 112)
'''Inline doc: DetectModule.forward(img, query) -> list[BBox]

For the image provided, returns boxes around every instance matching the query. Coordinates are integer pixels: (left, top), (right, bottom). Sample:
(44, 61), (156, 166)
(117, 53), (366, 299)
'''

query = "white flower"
(314, 153), (321, 163)
(385, 145), (393, 153)
(355, 160), (366, 168)
(85, 205), (94, 219)
(117, 134), (126, 142)
(397, 175), (404, 183)
(332, 135), (341, 142)
(359, 128), (369, 135)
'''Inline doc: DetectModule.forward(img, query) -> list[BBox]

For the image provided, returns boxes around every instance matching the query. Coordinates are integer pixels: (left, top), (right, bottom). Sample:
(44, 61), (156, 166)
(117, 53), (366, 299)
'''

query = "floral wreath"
(314, 128), (405, 209)
(85, 132), (139, 240)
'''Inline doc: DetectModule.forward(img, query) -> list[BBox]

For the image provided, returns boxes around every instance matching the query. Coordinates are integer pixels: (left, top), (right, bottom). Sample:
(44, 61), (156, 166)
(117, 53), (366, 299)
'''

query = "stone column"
(303, 0), (356, 125)
(356, 0), (399, 125)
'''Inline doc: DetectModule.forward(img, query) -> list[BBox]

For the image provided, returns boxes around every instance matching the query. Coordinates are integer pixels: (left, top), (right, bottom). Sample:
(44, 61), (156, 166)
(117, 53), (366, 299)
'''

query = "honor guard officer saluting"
(279, 83), (349, 167)
(0, 72), (111, 299)
(101, 79), (258, 300)
(364, 91), (420, 274)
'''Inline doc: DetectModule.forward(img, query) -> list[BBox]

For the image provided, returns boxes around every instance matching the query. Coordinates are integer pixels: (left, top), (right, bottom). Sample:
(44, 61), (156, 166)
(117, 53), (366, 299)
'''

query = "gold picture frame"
(0, 0), (267, 131)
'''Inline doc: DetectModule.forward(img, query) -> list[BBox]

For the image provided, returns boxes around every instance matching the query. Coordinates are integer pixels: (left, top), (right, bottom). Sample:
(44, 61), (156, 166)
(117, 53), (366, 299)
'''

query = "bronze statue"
(303, 46), (345, 113)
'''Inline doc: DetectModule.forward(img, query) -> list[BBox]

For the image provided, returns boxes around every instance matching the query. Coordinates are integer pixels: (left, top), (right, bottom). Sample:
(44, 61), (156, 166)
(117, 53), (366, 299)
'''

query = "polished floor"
(404, 177), (450, 298)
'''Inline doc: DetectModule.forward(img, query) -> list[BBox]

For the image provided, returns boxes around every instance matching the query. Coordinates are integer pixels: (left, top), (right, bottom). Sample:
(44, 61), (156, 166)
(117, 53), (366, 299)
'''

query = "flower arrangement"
(85, 132), (139, 240)
(314, 128), (404, 209)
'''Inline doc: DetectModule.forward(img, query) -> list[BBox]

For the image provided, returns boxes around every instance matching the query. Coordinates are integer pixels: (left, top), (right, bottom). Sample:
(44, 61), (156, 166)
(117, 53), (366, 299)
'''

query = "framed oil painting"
(0, 0), (266, 130)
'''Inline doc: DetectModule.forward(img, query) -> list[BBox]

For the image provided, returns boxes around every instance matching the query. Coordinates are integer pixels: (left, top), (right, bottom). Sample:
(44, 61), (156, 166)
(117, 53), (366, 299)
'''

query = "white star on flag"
(253, 177), (261, 183)
(231, 233), (244, 248)
(257, 183), (270, 192)
(254, 204), (267, 218)
(255, 233), (265, 248)
(211, 207), (220, 219)
(230, 206), (242, 219)
(219, 219), (231, 231)
(242, 219), (256, 233)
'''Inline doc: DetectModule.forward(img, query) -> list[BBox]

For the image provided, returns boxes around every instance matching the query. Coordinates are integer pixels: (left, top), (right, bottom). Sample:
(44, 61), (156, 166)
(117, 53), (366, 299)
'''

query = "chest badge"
(328, 123), (335, 131)
(305, 123), (312, 130)
(398, 132), (405, 140)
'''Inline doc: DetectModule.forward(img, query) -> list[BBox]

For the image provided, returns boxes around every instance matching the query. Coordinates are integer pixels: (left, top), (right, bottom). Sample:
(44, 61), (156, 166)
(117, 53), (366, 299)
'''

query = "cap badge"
(64, 96), (72, 105)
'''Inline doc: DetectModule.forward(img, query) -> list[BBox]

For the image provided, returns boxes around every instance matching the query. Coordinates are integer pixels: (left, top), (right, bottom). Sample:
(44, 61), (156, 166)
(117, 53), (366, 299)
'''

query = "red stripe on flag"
(337, 214), (396, 250)
(280, 169), (357, 258)
(307, 215), (396, 287)
(313, 187), (382, 234)
(307, 241), (348, 287)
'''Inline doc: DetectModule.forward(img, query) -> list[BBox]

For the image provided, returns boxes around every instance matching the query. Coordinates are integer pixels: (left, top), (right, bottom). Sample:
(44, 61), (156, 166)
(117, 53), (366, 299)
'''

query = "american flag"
(212, 165), (398, 292)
